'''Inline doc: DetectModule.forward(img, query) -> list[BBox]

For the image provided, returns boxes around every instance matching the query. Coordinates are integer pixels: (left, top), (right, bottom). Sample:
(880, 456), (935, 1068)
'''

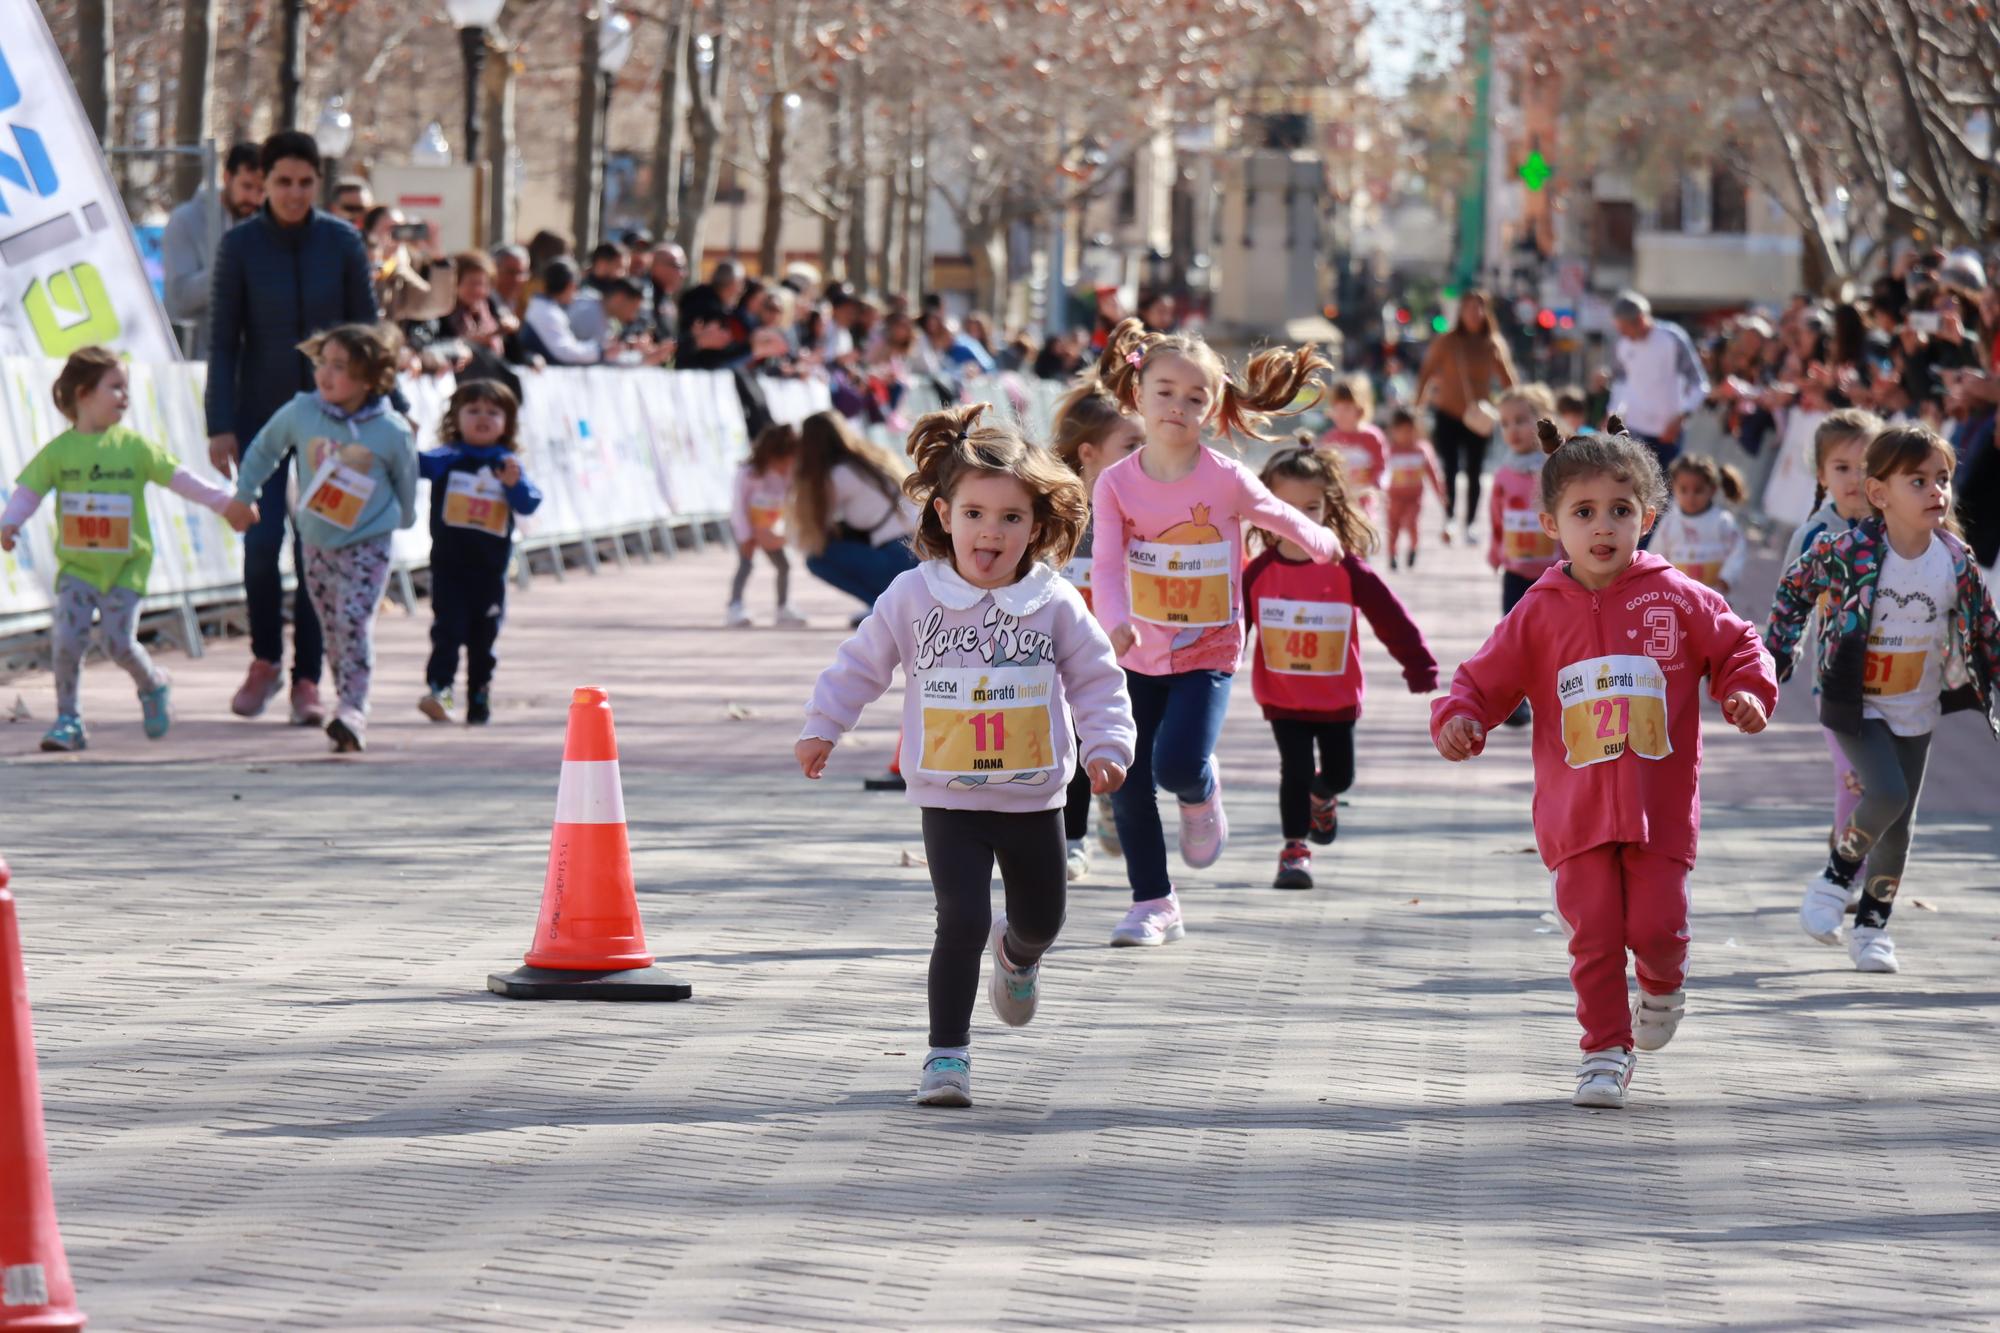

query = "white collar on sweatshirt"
(919, 558), (1062, 617)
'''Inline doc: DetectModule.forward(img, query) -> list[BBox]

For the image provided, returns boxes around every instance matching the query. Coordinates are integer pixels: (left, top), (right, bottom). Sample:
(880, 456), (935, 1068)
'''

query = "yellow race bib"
(916, 665), (1056, 779)
(1128, 539), (1233, 628)
(1673, 560), (1723, 587)
(443, 469), (511, 536)
(1502, 508), (1555, 561)
(1388, 451), (1428, 489)
(1863, 629), (1929, 697)
(303, 458), (376, 531)
(58, 492), (133, 554)
(1556, 654), (1672, 769)
(1258, 597), (1352, 675)
(749, 504), (783, 537)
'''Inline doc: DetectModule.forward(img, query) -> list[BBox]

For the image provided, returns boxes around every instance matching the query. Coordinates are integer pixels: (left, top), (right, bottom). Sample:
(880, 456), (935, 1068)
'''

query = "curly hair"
(1537, 414), (1669, 516)
(1093, 317), (1331, 444)
(439, 378), (519, 449)
(298, 323), (403, 400)
(904, 403), (1089, 577)
(1255, 434), (1378, 558)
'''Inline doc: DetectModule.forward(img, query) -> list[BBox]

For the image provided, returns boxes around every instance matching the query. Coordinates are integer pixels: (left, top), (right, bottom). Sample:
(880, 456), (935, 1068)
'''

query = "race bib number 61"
(1557, 654), (1672, 768)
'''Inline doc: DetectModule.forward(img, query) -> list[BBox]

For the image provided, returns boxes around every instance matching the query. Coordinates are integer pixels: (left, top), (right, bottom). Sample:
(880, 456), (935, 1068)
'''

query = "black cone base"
(487, 964), (692, 1001)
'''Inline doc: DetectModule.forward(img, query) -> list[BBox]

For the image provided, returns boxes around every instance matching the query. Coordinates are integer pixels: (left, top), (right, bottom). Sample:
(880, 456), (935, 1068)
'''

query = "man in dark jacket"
(204, 130), (379, 726)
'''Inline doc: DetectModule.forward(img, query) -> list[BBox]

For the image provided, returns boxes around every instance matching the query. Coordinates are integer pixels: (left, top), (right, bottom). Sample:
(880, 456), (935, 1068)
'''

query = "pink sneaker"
(1109, 892), (1184, 947)
(230, 659), (284, 718)
(1177, 761), (1228, 869)
(289, 679), (328, 727)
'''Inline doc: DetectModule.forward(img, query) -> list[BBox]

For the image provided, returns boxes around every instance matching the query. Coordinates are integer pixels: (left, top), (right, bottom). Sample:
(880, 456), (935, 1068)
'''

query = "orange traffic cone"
(487, 687), (691, 1001)
(1, 863), (89, 1332)
(863, 727), (908, 791)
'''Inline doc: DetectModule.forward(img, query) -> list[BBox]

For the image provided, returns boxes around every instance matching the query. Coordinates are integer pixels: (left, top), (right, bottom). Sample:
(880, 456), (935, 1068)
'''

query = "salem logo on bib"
(1556, 654), (1671, 768)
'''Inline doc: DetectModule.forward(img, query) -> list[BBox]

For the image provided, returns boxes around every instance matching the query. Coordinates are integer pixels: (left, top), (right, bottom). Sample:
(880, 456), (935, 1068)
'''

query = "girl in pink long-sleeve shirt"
(797, 405), (1136, 1109)
(1088, 318), (1343, 948)
(1432, 416), (1777, 1112)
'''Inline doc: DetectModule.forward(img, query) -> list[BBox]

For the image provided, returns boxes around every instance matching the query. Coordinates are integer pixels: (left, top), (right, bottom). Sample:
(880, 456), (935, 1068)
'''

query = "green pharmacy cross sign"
(1518, 150), (1551, 193)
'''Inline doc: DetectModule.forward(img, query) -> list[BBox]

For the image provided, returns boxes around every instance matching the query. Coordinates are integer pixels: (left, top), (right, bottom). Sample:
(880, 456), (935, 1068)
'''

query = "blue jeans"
(805, 539), (917, 610)
(1110, 668), (1234, 902)
(242, 455), (323, 682)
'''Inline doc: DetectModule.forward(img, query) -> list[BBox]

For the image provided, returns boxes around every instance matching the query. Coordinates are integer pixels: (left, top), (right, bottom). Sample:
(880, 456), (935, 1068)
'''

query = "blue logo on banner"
(0, 45), (60, 216)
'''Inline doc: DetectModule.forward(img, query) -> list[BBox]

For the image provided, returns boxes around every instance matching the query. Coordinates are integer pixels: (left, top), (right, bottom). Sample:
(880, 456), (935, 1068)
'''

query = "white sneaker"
(1177, 761), (1228, 869)
(1632, 989), (1685, 1052)
(986, 917), (1040, 1026)
(1572, 1048), (1636, 1109)
(1109, 893), (1185, 947)
(913, 1055), (972, 1107)
(774, 605), (808, 628)
(1066, 843), (1090, 882)
(1850, 926), (1900, 973)
(1799, 874), (1850, 945)
(724, 602), (753, 628)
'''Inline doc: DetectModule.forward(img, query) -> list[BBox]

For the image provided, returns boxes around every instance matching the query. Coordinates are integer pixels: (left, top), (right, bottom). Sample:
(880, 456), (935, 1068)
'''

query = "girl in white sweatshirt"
(796, 404), (1136, 1109)
(1652, 454), (1748, 596)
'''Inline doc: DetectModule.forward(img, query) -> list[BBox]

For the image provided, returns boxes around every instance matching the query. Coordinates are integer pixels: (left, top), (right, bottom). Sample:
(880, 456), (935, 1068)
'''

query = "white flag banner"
(0, 0), (179, 363)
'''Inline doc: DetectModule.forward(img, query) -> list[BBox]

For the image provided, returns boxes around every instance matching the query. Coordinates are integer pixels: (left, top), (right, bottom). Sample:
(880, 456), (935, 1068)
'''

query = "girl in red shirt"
(1246, 442), (1437, 889)
(1431, 417), (1777, 1111)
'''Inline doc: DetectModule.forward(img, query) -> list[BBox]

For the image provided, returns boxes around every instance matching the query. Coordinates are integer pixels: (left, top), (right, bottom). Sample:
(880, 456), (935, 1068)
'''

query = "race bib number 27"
(1556, 654), (1672, 768)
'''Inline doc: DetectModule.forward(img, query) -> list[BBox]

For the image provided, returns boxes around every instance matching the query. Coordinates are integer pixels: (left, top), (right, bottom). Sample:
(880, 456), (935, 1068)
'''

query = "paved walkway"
(4, 503), (1998, 1330)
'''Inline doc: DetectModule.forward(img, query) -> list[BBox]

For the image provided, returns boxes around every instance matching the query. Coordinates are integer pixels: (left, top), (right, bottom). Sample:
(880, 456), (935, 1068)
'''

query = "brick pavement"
(3, 496), (1998, 1330)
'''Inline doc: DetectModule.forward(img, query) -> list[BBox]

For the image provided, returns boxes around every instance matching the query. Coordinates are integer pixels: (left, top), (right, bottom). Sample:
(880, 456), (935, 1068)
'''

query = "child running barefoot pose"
(1245, 446), (1435, 889)
(1432, 417), (1777, 1110)
(1488, 388), (1562, 728)
(1768, 424), (2000, 973)
(0, 347), (250, 750)
(224, 325), (418, 753)
(797, 405), (1135, 1108)
(417, 380), (542, 725)
(1652, 456), (1748, 597)
(1382, 408), (1445, 570)
(727, 423), (807, 628)
(1090, 318), (1343, 946)
(1050, 375), (1146, 877)
(1317, 376), (1388, 520)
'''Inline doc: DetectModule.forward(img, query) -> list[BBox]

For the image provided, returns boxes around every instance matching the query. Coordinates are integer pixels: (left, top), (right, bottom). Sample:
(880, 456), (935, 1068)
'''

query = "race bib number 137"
(1127, 540), (1233, 628)
(1557, 654), (1672, 768)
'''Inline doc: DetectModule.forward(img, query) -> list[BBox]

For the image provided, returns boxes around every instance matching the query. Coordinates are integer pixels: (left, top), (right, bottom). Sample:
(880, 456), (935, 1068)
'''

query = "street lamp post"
(279, 0), (305, 127)
(596, 10), (634, 237)
(443, 0), (506, 167)
(315, 95), (355, 206)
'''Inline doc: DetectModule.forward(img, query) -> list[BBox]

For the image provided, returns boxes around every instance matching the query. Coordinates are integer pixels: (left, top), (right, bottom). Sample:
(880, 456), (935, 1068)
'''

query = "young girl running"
(224, 325), (418, 753)
(1245, 444), (1435, 889)
(1487, 387), (1562, 728)
(1090, 318), (1343, 946)
(1050, 374), (1145, 876)
(1651, 456), (1748, 596)
(1768, 423), (2000, 974)
(1318, 376), (1388, 518)
(1382, 407), (1445, 569)
(417, 380), (543, 725)
(1, 347), (248, 751)
(797, 404), (1135, 1108)
(727, 423), (807, 628)
(1432, 416), (1777, 1110)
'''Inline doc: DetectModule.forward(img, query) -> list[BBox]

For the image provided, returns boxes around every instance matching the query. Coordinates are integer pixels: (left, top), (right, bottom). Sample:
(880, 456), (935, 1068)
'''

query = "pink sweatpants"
(1387, 490), (1422, 554)
(1552, 843), (1690, 1052)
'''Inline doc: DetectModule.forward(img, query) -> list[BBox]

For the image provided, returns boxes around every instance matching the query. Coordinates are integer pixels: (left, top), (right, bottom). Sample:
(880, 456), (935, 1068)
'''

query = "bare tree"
(174, 0), (215, 201)
(76, 0), (113, 139)
(571, 0), (603, 248)
(677, 4), (729, 264)
(649, 0), (690, 238)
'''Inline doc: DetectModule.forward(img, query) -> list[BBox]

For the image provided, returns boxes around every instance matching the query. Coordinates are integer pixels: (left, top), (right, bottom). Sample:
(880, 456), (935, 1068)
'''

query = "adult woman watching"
(789, 411), (918, 619)
(1414, 288), (1517, 542)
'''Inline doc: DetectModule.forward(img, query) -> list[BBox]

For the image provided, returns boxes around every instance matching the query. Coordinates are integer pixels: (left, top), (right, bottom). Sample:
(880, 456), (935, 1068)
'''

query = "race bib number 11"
(916, 666), (1056, 778)
(1557, 654), (1672, 768)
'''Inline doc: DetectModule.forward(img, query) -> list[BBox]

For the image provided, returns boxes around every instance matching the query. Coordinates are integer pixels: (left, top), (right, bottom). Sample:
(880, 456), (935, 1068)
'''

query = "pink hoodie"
(1091, 446), (1338, 676)
(802, 560), (1136, 813)
(1429, 553), (1778, 870)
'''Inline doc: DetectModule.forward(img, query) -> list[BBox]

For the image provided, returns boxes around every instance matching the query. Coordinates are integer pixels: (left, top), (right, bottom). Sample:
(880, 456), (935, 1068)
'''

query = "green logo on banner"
(23, 263), (121, 355)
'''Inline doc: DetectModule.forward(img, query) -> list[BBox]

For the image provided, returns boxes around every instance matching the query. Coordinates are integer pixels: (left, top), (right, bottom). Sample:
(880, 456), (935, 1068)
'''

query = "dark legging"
(1431, 410), (1491, 529)
(1269, 719), (1356, 841)
(1063, 744), (1093, 842)
(920, 806), (1068, 1048)
(729, 547), (792, 605)
(1830, 720), (1933, 930)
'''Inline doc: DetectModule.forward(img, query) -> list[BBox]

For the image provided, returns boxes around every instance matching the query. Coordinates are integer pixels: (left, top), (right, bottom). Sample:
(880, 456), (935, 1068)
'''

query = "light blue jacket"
(235, 392), (419, 550)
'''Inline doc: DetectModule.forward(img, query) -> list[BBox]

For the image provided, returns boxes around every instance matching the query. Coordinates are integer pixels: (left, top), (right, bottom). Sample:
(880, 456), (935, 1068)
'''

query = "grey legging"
(1830, 719), (1934, 929)
(919, 806), (1067, 1048)
(53, 572), (165, 717)
(729, 547), (791, 607)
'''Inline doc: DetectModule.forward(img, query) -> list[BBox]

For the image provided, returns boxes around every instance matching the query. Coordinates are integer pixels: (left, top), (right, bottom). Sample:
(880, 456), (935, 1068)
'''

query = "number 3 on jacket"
(1556, 654), (1672, 768)
(916, 665), (1056, 778)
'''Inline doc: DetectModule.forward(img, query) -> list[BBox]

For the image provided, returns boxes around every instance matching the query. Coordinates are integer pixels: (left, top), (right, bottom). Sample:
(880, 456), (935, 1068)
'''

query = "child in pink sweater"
(798, 405), (1135, 1109)
(1089, 318), (1342, 947)
(1432, 416), (1777, 1111)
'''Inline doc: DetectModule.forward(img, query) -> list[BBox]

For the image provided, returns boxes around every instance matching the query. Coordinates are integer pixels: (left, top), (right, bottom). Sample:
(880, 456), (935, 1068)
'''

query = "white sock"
(927, 1046), (969, 1065)
(1067, 837), (1085, 854)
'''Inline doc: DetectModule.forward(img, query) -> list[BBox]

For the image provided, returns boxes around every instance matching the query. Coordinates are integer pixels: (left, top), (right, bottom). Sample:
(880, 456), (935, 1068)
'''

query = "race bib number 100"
(1128, 540), (1233, 628)
(58, 492), (134, 553)
(1258, 598), (1353, 675)
(916, 666), (1056, 779)
(1557, 655), (1672, 768)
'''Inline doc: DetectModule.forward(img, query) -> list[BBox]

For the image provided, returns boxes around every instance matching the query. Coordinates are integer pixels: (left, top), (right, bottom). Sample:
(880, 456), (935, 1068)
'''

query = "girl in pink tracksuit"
(1432, 416), (1778, 1111)
(1088, 318), (1343, 949)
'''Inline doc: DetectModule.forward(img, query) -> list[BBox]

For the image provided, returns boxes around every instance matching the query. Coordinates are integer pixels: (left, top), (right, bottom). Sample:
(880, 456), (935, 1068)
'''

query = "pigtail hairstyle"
(1049, 374), (1128, 475)
(904, 403), (1090, 576)
(1097, 316), (1332, 445)
(1808, 407), (1884, 515)
(1258, 441), (1379, 559)
(1094, 317), (1167, 413)
(1536, 414), (1669, 517)
(439, 378), (521, 450)
(1667, 454), (1747, 505)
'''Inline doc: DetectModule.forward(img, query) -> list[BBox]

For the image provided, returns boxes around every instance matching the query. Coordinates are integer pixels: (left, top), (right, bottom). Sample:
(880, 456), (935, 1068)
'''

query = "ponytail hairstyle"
(1809, 407), (1883, 514)
(1257, 436), (1379, 559)
(1536, 414), (1669, 517)
(1667, 453), (1747, 506)
(747, 421), (802, 475)
(904, 403), (1089, 576)
(439, 378), (521, 450)
(1863, 423), (1962, 537)
(788, 410), (907, 558)
(1049, 374), (1129, 475)
(1095, 317), (1331, 445)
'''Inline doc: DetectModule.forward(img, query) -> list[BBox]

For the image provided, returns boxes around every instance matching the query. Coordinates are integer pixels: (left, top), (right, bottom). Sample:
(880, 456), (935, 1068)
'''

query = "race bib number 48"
(916, 666), (1056, 778)
(58, 492), (133, 553)
(443, 470), (511, 536)
(303, 458), (376, 531)
(1128, 540), (1233, 628)
(1557, 654), (1672, 768)
(1258, 598), (1353, 675)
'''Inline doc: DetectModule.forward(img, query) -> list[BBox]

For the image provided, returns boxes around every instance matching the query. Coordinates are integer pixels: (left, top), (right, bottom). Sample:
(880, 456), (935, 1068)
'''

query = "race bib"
(1863, 627), (1930, 698)
(1258, 598), (1353, 675)
(303, 457), (376, 531)
(1388, 452), (1428, 489)
(1556, 655), (1672, 769)
(443, 469), (511, 536)
(1502, 507), (1555, 560)
(58, 491), (133, 554)
(916, 665), (1056, 779)
(1128, 539), (1233, 628)
(1061, 555), (1091, 591)
(748, 504), (784, 537)
(1673, 560), (1724, 587)
(1341, 446), (1378, 480)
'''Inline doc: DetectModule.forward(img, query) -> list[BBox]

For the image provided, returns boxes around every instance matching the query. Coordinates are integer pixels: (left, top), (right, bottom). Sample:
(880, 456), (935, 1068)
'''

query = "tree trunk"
(844, 67), (868, 288)
(483, 39), (515, 248)
(77, 0), (114, 140)
(759, 88), (789, 276)
(964, 218), (1001, 316)
(173, 0), (214, 201)
(911, 122), (930, 299)
(648, 0), (688, 238)
(675, 6), (729, 268)
(571, 2), (602, 249)
(898, 113), (920, 302)
(276, 0), (301, 129)
(874, 116), (899, 297)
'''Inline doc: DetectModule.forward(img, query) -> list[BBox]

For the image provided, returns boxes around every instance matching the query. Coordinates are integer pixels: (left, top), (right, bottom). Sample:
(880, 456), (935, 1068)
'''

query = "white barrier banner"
(0, 0), (180, 362)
